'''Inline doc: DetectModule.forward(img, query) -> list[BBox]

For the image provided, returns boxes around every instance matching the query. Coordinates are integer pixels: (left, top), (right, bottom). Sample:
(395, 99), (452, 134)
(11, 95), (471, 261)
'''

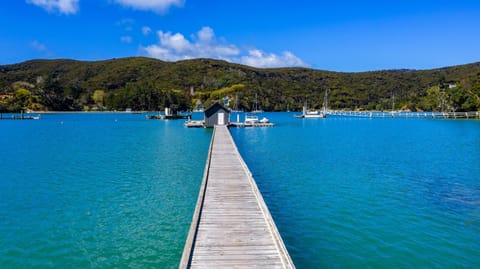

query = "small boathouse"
(185, 103), (274, 128)
(204, 102), (230, 128)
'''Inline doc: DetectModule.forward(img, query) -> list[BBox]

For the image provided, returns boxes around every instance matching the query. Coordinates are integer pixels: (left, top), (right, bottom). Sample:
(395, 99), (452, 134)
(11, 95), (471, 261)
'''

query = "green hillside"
(1, 57), (479, 112)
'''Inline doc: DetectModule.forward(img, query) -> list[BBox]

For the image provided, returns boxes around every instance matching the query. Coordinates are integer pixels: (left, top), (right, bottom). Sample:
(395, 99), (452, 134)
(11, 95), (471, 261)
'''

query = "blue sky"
(1, 0), (479, 71)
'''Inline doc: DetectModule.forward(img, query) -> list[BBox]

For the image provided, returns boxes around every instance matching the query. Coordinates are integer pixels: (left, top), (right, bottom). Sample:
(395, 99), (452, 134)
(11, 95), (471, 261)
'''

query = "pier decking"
(180, 125), (294, 269)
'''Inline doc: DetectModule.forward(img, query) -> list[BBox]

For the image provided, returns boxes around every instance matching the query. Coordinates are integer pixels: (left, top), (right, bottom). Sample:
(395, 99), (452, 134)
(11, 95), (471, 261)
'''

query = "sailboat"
(251, 93), (264, 113)
(295, 89), (329, 118)
(231, 93), (242, 112)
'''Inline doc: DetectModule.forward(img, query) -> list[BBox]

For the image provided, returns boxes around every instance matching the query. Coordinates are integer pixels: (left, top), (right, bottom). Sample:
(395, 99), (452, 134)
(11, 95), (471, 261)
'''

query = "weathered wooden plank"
(179, 125), (295, 269)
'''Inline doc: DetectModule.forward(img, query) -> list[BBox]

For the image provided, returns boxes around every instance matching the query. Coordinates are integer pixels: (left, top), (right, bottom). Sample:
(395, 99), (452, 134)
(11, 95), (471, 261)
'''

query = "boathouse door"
(217, 112), (225, 125)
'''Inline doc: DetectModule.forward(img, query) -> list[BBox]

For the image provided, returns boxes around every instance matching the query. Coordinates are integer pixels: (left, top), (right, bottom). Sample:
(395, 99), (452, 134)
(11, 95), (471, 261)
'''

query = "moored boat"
(295, 89), (329, 119)
(244, 114), (259, 125)
(295, 106), (326, 118)
(260, 117), (270, 123)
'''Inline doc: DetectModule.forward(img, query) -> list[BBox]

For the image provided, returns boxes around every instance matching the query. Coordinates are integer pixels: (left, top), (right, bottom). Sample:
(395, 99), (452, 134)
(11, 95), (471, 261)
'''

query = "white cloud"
(116, 18), (135, 26)
(143, 45), (184, 61)
(143, 27), (240, 62)
(241, 49), (306, 68)
(113, 0), (184, 13)
(116, 18), (135, 32)
(26, 0), (79, 14)
(197, 27), (214, 43)
(142, 26), (152, 35)
(31, 40), (54, 56)
(121, 36), (132, 43)
(158, 31), (192, 53)
(141, 26), (307, 68)
(31, 40), (47, 52)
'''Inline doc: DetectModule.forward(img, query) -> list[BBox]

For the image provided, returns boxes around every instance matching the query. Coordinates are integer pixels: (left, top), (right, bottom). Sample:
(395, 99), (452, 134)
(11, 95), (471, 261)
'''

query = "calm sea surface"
(1, 112), (479, 268)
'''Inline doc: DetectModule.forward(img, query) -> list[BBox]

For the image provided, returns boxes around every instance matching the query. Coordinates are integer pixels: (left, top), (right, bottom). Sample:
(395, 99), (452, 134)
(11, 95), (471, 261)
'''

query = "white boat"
(244, 114), (259, 125)
(234, 113), (273, 127)
(295, 89), (329, 118)
(305, 110), (325, 118)
(295, 106), (326, 118)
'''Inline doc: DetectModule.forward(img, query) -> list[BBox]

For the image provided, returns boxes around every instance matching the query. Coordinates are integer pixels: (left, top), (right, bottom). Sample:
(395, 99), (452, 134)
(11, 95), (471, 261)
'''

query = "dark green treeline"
(1, 57), (479, 112)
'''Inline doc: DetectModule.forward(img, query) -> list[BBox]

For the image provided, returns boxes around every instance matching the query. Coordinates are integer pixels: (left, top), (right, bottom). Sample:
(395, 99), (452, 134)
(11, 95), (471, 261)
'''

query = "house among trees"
(204, 102), (230, 128)
(448, 83), (457, 89)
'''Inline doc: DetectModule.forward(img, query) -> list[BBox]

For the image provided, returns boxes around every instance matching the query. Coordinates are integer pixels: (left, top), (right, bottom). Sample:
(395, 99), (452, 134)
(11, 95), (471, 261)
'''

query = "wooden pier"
(328, 110), (480, 119)
(179, 125), (294, 269)
(0, 112), (41, 120)
(229, 121), (275, 127)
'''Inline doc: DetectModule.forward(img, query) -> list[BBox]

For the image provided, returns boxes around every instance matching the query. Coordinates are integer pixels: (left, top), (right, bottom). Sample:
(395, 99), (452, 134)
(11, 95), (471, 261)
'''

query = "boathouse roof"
(204, 102), (230, 117)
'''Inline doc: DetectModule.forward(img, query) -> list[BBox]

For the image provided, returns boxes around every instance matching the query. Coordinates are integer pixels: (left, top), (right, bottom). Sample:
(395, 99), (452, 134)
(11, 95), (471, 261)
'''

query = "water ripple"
(232, 114), (480, 268)
(0, 114), (211, 268)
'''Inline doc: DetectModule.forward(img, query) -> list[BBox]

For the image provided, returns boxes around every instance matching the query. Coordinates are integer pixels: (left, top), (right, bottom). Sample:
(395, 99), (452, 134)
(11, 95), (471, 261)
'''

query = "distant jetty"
(0, 112), (41, 120)
(146, 108), (191, 120)
(329, 110), (480, 119)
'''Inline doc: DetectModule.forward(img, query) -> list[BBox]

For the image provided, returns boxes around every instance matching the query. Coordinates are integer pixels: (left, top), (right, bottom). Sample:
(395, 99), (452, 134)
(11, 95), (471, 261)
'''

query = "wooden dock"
(229, 121), (275, 127)
(179, 125), (295, 269)
(0, 112), (41, 120)
(328, 110), (480, 119)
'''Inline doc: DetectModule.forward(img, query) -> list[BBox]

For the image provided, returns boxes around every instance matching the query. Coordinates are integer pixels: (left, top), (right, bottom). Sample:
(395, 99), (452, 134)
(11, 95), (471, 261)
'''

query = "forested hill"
(1, 57), (479, 112)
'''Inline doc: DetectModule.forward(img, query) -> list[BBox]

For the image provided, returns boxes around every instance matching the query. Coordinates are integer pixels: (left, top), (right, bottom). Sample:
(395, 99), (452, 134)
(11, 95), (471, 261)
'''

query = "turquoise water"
(231, 113), (480, 268)
(1, 113), (479, 268)
(0, 113), (211, 268)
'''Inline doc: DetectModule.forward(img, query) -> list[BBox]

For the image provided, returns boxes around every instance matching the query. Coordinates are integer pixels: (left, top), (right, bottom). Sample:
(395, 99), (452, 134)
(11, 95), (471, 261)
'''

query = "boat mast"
(392, 92), (395, 112)
(253, 93), (261, 112)
(234, 93), (239, 111)
(323, 89), (329, 115)
(303, 97), (308, 115)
